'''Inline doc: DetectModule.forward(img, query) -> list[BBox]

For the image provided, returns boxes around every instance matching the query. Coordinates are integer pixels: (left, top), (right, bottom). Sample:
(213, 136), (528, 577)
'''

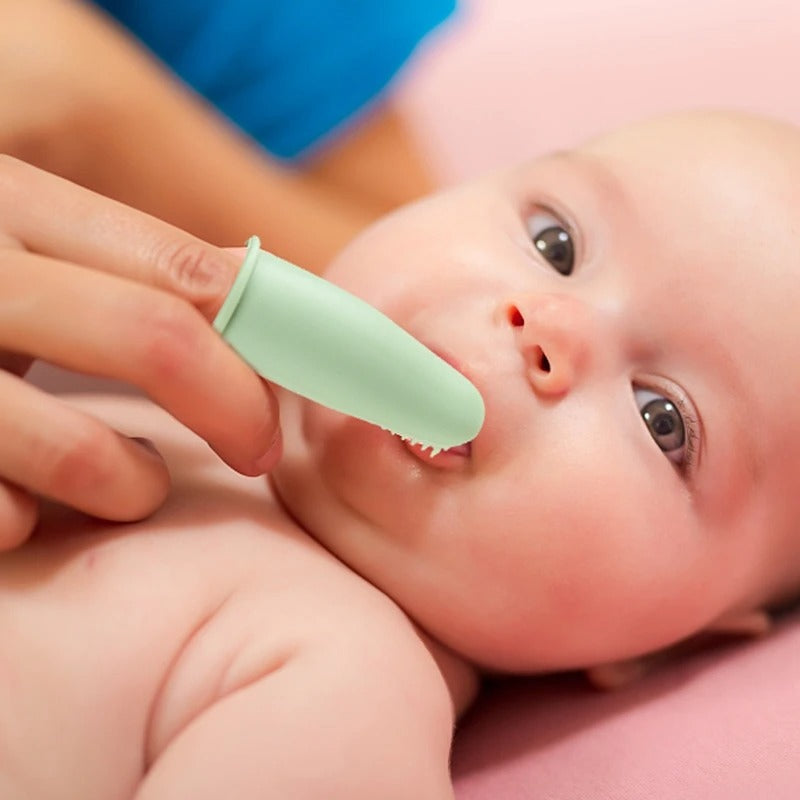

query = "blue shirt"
(92, 0), (456, 160)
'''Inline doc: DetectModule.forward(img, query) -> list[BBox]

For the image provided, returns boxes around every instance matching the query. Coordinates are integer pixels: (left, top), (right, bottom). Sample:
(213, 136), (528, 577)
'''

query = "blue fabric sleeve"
(92, 0), (456, 160)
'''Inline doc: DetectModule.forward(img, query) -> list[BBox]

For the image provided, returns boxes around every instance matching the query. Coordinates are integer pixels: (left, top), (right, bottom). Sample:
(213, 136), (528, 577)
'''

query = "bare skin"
(0, 395), (472, 800)
(3, 112), (800, 796)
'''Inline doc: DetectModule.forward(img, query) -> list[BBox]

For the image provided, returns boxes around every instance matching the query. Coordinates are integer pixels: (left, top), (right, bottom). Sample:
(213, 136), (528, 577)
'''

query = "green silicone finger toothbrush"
(213, 236), (485, 451)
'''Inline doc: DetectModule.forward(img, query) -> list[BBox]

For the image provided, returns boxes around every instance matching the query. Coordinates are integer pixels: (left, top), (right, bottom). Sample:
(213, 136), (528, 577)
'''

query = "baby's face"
(273, 113), (800, 672)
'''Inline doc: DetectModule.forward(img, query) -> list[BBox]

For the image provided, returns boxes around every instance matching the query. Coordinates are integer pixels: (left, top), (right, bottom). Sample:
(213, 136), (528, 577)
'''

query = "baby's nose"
(504, 292), (597, 397)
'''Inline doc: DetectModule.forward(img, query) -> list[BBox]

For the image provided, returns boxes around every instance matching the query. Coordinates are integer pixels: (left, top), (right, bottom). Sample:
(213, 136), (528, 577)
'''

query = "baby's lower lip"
(404, 438), (472, 467)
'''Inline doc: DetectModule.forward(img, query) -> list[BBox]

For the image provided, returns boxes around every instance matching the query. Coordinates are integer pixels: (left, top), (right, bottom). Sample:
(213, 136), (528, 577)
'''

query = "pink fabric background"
(451, 615), (800, 798)
(397, 2), (800, 796)
(399, 0), (800, 181)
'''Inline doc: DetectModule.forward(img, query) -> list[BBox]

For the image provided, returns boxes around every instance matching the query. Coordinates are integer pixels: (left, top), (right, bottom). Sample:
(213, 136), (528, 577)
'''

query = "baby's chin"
(269, 393), (386, 534)
(271, 393), (460, 584)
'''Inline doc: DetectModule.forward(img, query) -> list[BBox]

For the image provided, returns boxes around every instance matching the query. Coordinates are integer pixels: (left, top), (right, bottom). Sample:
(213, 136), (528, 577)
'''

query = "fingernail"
(254, 428), (283, 473)
(166, 244), (239, 315)
(193, 252), (241, 320)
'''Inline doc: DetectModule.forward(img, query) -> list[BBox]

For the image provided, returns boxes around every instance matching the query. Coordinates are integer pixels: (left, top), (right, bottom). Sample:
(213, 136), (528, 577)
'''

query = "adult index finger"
(0, 155), (240, 317)
(0, 250), (281, 476)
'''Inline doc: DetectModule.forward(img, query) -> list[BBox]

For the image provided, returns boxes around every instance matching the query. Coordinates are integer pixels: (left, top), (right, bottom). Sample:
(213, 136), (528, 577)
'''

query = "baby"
(3, 110), (800, 799)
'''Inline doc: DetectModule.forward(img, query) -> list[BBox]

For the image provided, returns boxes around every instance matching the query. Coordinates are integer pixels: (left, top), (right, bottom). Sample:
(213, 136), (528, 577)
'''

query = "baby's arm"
(136, 606), (456, 799)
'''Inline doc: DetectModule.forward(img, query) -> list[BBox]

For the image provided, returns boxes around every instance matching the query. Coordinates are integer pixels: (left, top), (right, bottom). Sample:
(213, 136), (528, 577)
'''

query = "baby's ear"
(585, 609), (773, 691)
(705, 607), (772, 637)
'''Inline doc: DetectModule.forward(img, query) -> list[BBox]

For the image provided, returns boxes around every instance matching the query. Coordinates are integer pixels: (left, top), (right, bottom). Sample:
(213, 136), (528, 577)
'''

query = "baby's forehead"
(581, 114), (800, 215)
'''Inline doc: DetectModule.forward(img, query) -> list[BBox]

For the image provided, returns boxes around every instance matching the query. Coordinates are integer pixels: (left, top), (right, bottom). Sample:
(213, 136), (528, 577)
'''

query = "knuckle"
(41, 419), (118, 500)
(130, 294), (206, 383)
(153, 238), (225, 295)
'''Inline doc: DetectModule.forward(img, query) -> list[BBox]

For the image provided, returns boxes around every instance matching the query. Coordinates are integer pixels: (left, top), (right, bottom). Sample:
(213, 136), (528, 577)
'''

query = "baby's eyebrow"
(544, 149), (637, 227)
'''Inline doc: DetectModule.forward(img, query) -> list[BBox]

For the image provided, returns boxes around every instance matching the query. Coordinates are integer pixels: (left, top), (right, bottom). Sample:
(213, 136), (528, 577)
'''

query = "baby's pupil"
(641, 398), (685, 452)
(653, 415), (674, 435)
(535, 227), (574, 275)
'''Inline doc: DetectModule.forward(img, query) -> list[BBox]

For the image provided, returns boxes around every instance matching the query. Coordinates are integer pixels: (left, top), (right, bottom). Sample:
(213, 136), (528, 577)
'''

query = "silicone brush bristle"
(213, 237), (485, 449)
(388, 430), (442, 457)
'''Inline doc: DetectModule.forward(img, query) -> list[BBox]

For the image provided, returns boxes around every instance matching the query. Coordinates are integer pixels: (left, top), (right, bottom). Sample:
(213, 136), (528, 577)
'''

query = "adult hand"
(0, 156), (281, 549)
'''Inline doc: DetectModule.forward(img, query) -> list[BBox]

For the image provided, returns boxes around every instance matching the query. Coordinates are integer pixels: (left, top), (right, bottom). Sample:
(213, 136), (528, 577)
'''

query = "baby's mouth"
(404, 438), (472, 467)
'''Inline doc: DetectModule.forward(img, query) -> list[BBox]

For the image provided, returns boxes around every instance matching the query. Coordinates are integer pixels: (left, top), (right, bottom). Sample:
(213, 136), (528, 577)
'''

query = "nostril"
(508, 306), (524, 327)
(508, 306), (551, 372)
(533, 346), (551, 373)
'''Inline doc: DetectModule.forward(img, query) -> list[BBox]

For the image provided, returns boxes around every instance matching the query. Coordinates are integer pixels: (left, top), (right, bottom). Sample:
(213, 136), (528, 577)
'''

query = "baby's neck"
(267, 476), (480, 717)
(416, 628), (481, 718)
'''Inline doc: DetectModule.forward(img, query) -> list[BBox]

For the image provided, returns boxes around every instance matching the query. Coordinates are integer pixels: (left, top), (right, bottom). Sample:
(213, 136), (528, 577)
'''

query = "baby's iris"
(526, 211), (575, 276)
(634, 388), (687, 464)
(534, 227), (574, 275)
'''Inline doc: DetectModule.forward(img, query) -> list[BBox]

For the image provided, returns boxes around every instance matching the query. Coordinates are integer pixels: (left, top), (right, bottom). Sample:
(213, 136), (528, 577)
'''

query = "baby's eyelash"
(668, 392), (700, 477)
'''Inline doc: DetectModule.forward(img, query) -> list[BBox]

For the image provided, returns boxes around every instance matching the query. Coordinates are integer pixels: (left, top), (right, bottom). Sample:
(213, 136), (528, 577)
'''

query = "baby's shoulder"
(137, 558), (460, 796)
(146, 537), (455, 767)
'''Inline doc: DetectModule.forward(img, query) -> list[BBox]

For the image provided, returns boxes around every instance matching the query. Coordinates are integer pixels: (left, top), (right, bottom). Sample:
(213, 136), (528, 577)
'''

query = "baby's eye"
(526, 211), (575, 276)
(634, 388), (686, 464)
